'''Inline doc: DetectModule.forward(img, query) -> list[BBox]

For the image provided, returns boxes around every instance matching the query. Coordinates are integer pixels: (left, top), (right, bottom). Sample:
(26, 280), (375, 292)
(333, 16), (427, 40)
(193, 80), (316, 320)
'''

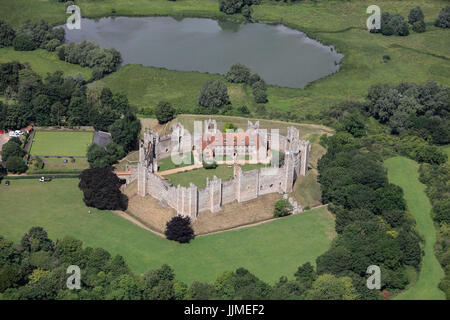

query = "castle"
(135, 119), (311, 220)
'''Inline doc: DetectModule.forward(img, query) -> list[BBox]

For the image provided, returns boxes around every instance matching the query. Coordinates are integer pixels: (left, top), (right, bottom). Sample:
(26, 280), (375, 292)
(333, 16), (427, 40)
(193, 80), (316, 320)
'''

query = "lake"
(64, 17), (343, 88)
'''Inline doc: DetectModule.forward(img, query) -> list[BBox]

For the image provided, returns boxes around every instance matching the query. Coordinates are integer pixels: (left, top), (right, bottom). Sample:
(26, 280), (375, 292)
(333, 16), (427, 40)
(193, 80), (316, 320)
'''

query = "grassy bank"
(0, 178), (335, 284)
(384, 156), (445, 300)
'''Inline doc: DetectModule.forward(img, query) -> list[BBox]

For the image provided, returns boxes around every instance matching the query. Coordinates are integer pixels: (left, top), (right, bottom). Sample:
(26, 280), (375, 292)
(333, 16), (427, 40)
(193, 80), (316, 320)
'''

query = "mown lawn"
(0, 178), (335, 284)
(158, 152), (195, 171)
(384, 157), (445, 300)
(31, 131), (93, 157)
(163, 163), (267, 188)
(0, 47), (92, 80)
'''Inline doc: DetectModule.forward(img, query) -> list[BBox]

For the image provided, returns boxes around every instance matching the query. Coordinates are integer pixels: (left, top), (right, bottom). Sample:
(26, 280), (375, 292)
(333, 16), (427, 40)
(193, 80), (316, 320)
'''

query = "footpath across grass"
(385, 157), (445, 300)
(31, 131), (93, 157)
(0, 178), (335, 284)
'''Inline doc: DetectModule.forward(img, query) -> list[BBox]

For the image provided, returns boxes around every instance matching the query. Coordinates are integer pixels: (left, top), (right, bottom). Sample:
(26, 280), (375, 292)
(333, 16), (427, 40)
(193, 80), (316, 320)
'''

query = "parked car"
(39, 176), (52, 182)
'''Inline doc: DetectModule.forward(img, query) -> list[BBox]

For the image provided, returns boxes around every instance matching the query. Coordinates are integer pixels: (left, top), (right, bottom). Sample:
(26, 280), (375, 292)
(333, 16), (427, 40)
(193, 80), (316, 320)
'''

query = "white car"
(9, 132), (19, 137)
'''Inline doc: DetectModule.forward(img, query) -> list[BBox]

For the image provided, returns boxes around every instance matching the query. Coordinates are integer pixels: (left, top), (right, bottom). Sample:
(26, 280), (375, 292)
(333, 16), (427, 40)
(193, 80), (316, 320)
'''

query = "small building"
(93, 131), (113, 149)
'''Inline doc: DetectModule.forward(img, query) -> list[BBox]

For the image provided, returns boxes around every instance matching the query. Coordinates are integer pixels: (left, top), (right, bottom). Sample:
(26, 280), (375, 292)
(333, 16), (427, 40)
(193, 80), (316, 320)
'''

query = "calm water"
(64, 17), (343, 88)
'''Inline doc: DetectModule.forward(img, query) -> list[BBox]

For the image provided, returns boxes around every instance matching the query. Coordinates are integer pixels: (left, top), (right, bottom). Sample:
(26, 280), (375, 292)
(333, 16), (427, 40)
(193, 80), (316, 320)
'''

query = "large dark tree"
(78, 167), (128, 210)
(1, 138), (26, 162)
(165, 216), (194, 243)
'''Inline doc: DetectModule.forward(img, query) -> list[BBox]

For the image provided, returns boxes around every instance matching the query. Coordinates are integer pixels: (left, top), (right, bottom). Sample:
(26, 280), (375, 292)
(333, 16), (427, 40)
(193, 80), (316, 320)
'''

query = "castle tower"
(299, 140), (311, 176)
(208, 176), (222, 212)
(282, 152), (295, 193)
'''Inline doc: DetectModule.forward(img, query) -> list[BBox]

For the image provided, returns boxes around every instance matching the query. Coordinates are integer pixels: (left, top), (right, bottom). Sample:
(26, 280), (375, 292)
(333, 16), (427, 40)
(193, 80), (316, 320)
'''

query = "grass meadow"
(162, 163), (267, 188)
(0, 178), (335, 284)
(385, 157), (445, 300)
(30, 131), (93, 157)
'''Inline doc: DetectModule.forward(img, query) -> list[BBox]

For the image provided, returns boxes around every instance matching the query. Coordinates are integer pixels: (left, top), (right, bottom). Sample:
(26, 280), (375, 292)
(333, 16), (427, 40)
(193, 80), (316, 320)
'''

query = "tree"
(273, 199), (293, 217)
(305, 274), (359, 300)
(253, 88), (268, 103)
(337, 114), (366, 137)
(78, 167), (128, 210)
(435, 6), (450, 28)
(13, 34), (34, 51)
(226, 63), (251, 83)
(87, 143), (111, 168)
(155, 101), (175, 124)
(165, 216), (195, 243)
(198, 80), (230, 111)
(21, 227), (54, 253)
(219, 0), (245, 15)
(5, 156), (27, 173)
(109, 112), (141, 152)
(294, 262), (317, 287)
(408, 7), (424, 25)
(0, 20), (15, 47)
(1, 138), (25, 162)
(412, 20), (426, 33)
(187, 281), (216, 299)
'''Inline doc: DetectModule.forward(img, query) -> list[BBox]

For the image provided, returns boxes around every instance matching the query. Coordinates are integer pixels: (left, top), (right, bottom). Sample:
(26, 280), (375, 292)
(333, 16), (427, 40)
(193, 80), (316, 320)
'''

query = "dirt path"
(157, 163), (203, 176)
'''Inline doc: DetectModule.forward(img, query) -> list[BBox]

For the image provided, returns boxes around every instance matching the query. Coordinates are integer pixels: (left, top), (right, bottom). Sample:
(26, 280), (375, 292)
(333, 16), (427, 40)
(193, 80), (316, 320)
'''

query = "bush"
(219, 0), (244, 15)
(412, 20), (426, 33)
(44, 39), (61, 52)
(203, 161), (218, 169)
(165, 216), (195, 243)
(198, 80), (230, 110)
(273, 199), (293, 218)
(6, 156), (27, 173)
(253, 88), (268, 103)
(155, 101), (175, 124)
(13, 34), (35, 51)
(435, 6), (450, 28)
(226, 63), (251, 83)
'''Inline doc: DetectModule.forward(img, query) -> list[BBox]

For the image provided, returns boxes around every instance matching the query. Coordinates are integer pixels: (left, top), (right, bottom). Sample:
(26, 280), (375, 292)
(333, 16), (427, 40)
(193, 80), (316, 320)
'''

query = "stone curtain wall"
(136, 120), (311, 220)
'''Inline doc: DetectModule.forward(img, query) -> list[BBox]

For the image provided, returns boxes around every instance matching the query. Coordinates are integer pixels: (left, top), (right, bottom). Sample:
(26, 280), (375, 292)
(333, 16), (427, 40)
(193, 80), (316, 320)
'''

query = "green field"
(158, 152), (195, 171)
(164, 163), (267, 188)
(30, 131), (94, 156)
(0, 178), (335, 284)
(0, 0), (448, 118)
(384, 157), (445, 300)
(0, 47), (92, 80)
